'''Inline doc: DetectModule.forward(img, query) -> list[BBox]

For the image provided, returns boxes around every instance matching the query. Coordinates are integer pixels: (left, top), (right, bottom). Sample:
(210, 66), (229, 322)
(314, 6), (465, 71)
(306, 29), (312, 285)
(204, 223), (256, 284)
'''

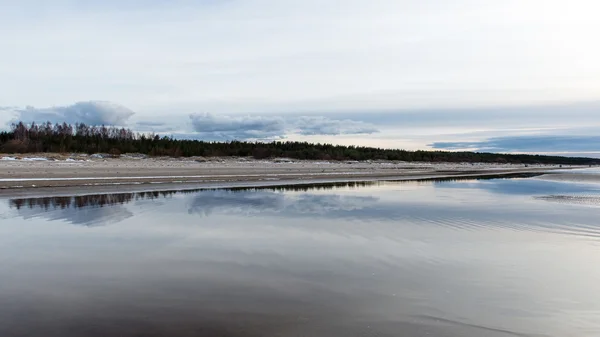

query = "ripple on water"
(535, 195), (600, 207)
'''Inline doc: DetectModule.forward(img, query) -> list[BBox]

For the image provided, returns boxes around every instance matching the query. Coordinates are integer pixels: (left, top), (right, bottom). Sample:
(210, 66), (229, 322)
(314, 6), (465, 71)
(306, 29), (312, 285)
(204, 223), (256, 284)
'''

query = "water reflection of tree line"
(9, 175), (537, 211)
(228, 181), (377, 192)
(8, 181), (379, 210)
(10, 191), (181, 210)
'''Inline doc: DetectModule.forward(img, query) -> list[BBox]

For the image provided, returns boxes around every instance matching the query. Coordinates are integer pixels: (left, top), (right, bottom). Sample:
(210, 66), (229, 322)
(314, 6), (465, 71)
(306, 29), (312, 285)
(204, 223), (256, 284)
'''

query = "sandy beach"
(0, 153), (579, 196)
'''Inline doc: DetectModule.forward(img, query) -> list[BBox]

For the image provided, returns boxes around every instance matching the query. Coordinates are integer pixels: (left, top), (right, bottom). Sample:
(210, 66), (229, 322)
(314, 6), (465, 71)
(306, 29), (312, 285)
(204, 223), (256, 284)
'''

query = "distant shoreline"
(0, 154), (580, 197)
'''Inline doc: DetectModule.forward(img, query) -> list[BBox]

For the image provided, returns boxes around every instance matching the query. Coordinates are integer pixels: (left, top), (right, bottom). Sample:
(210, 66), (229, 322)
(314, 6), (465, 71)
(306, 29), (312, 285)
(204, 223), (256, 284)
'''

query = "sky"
(1, 0), (599, 156)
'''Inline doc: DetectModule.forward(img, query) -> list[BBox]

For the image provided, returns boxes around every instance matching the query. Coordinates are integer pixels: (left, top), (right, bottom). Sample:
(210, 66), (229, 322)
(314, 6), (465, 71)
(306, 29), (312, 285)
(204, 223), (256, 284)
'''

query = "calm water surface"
(1, 172), (600, 337)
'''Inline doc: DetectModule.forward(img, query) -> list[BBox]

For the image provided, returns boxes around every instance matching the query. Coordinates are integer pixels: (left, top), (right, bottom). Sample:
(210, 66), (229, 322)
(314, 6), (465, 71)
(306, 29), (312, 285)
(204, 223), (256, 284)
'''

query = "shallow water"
(1, 175), (600, 337)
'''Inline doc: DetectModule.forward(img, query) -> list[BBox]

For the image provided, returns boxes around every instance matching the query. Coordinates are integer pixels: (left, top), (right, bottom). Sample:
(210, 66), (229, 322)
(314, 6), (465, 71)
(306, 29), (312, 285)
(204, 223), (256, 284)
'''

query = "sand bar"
(0, 154), (583, 197)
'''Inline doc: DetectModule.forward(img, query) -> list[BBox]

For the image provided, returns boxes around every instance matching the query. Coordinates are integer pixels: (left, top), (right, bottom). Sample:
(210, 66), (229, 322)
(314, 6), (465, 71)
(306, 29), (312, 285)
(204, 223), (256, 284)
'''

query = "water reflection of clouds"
(290, 194), (379, 214)
(184, 188), (564, 230)
(14, 205), (133, 227)
(7, 192), (179, 227)
(435, 178), (600, 196)
(187, 190), (285, 216)
(181, 184), (600, 230)
(7, 178), (600, 228)
(6, 187), (384, 226)
(187, 191), (380, 217)
(2, 185), (599, 336)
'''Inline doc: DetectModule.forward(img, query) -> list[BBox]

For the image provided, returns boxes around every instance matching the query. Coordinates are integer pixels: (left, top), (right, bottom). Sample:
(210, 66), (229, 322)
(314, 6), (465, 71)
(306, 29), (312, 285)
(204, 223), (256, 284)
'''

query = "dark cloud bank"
(186, 113), (379, 141)
(189, 113), (286, 140)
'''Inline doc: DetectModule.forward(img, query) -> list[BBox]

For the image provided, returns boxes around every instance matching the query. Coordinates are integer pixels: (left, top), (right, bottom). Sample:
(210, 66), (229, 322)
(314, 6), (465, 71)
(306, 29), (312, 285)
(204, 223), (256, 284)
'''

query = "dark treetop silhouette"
(1, 121), (598, 165)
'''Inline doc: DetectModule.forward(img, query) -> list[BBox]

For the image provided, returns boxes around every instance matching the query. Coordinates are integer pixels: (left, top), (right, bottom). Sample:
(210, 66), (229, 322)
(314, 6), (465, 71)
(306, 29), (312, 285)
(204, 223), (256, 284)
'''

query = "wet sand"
(0, 155), (578, 196)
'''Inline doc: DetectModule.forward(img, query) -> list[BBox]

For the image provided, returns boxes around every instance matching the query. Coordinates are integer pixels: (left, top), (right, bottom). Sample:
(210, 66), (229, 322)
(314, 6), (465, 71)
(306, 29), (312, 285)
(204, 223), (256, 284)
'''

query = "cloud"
(136, 121), (167, 127)
(134, 121), (176, 133)
(9, 101), (135, 126)
(430, 135), (600, 153)
(187, 113), (379, 140)
(0, 108), (19, 130)
(3, 1), (600, 116)
(189, 113), (285, 141)
(293, 116), (379, 136)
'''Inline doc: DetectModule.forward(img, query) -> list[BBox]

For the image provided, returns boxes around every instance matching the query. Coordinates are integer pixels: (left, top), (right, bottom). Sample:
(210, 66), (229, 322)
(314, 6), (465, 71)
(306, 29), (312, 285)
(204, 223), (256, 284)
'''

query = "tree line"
(1, 121), (598, 165)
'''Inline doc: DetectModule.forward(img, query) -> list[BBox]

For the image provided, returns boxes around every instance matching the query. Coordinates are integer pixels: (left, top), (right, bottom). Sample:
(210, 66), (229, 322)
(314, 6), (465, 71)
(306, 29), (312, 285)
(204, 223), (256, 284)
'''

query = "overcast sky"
(1, 0), (599, 155)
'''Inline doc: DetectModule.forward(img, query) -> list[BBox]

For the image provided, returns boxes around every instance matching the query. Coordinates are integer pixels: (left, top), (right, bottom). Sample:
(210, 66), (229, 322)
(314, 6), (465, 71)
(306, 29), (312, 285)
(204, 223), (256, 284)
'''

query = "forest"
(0, 121), (598, 165)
